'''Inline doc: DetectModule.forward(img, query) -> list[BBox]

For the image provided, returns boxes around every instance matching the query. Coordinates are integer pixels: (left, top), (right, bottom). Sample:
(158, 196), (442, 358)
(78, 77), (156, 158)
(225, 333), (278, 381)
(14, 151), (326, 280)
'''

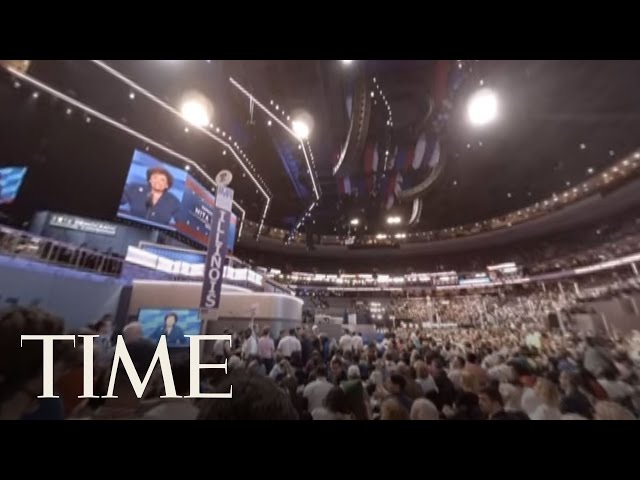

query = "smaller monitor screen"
(137, 308), (201, 348)
(0, 166), (28, 204)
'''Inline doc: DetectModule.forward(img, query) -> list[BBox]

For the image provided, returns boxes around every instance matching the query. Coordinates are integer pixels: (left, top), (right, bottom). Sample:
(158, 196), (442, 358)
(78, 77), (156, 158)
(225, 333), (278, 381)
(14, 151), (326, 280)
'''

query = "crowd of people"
(2, 305), (639, 420)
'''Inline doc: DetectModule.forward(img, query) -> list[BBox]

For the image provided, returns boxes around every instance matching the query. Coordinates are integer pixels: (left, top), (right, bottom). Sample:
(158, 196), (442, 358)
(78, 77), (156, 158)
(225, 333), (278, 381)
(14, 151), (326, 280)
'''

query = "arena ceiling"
(2, 60), (640, 238)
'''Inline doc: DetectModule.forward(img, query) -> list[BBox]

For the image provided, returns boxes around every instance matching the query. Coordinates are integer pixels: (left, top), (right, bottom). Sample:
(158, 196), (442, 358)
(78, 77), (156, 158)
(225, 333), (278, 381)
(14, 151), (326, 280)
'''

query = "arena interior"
(1, 59), (640, 421)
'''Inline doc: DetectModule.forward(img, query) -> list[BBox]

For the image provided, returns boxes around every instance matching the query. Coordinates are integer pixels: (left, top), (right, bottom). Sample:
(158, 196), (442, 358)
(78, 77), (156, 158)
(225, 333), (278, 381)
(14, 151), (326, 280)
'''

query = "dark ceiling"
(2, 60), (640, 238)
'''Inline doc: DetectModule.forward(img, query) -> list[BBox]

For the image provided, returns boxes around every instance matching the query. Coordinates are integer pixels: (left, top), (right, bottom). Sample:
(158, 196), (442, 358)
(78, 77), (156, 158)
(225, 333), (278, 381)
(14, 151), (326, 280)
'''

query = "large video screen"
(119, 150), (237, 249)
(0, 166), (28, 204)
(119, 150), (187, 229)
(137, 308), (201, 348)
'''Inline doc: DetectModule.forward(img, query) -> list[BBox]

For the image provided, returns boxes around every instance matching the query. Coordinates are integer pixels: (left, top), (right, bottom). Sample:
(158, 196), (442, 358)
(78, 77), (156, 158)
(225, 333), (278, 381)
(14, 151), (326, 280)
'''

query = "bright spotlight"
(467, 88), (498, 126)
(386, 216), (402, 225)
(292, 119), (310, 139)
(341, 60), (353, 65)
(350, 218), (360, 226)
(180, 91), (213, 127)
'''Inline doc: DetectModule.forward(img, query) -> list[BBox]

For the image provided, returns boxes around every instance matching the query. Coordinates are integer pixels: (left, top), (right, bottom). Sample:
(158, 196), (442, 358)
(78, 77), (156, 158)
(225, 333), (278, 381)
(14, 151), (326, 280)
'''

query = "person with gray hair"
(122, 321), (144, 344)
(410, 399), (440, 420)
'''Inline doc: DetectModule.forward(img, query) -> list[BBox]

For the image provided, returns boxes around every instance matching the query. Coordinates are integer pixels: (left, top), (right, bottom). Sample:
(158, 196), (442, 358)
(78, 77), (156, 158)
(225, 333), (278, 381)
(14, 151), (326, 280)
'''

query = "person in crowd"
(410, 398), (440, 420)
(465, 352), (489, 388)
(430, 357), (456, 409)
(329, 357), (348, 385)
(387, 373), (413, 412)
(448, 355), (466, 389)
(380, 398), (410, 420)
(300, 330), (313, 365)
(341, 365), (371, 420)
(352, 332), (364, 353)
(277, 328), (302, 359)
(559, 371), (594, 419)
(414, 360), (438, 395)
(593, 400), (637, 420)
(446, 371), (483, 420)
(143, 354), (199, 420)
(303, 365), (333, 413)
(198, 369), (298, 420)
(597, 368), (635, 404)
(478, 386), (529, 420)
(258, 327), (275, 373)
(275, 329), (286, 350)
(0, 308), (71, 420)
(395, 363), (423, 400)
(529, 377), (562, 420)
(241, 327), (258, 361)
(122, 321), (144, 344)
(212, 329), (232, 363)
(339, 329), (353, 353)
(311, 386), (352, 420)
(120, 166), (181, 226)
(80, 339), (158, 420)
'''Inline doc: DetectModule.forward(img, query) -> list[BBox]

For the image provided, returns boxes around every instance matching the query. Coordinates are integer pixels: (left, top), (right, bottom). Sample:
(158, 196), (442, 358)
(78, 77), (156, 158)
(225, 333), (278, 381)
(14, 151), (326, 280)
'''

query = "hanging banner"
(200, 178), (234, 314)
(200, 207), (230, 310)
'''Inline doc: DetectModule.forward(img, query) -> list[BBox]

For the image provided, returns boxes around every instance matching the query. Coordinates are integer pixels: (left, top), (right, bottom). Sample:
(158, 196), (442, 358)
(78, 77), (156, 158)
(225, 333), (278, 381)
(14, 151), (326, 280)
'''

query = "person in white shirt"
(448, 356), (466, 389)
(303, 365), (333, 412)
(529, 378), (562, 420)
(339, 329), (353, 353)
(258, 327), (276, 372)
(241, 328), (258, 360)
(351, 332), (364, 353)
(277, 329), (302, 359)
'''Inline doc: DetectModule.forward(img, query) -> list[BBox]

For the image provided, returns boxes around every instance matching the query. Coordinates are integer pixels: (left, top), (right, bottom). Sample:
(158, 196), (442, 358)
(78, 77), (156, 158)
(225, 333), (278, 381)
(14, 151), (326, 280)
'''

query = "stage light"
(467, 88), (498, 126)
(129, 92), (135, 100)
(180, 92), (212, 127)
(292, 119), (310, 139)
(376, 233), (387, 239)
(85, 117), (91, 123)
(341, 60), (353, 65)
(587, 167), (594, 174)
(635, 153), (640, 159)
(580, 143), (586, 150)
(13, 81), (21, 89)
(386, 216), (401, 225)
(184, 127), (189, 133)
(267, 120), (272, 126)
(66, 108), (72, 115)
(350, 218), (360, 226)
(32, 91), (39, 99)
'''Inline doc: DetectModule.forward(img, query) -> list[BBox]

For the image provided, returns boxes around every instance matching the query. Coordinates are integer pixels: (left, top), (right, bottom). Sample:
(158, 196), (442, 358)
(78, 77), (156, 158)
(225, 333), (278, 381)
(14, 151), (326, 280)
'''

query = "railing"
(0, 225), (124, 276)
